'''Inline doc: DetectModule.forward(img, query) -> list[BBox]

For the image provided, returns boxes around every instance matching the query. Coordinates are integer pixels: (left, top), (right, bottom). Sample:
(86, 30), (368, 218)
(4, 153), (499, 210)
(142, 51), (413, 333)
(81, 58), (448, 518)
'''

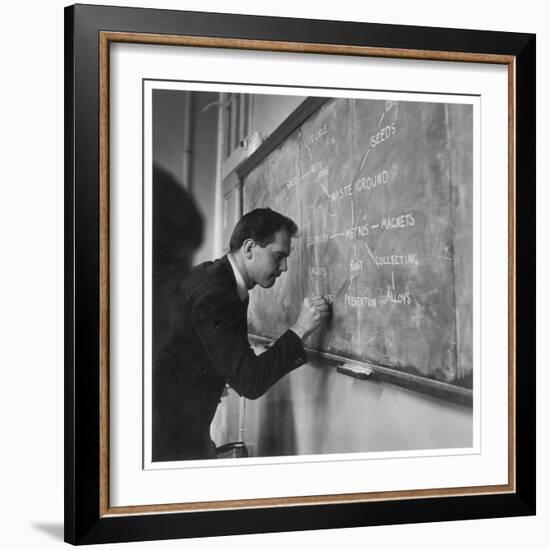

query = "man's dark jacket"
(152, 255), (307, 461)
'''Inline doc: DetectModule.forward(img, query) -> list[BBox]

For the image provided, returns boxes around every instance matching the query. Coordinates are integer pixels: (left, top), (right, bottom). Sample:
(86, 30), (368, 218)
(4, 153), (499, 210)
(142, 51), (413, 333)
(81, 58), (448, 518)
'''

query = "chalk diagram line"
(318, 181), (331, 199)
(362, 240), (378, 269)
(359, 148), (370, 171)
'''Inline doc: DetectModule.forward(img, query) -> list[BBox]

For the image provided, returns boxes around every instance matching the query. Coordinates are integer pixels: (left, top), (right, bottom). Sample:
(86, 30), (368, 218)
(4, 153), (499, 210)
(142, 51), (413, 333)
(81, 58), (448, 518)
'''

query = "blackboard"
(240, 96), (473, 403)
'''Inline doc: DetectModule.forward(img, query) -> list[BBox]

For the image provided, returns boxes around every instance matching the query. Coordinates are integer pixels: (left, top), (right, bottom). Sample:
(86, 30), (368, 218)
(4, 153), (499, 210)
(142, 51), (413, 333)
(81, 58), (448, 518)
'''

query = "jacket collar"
(221, 255), (249, 302)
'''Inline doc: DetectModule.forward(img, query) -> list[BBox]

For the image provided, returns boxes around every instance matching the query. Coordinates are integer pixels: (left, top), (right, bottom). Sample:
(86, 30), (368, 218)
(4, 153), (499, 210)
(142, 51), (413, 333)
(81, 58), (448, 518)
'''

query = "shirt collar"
(227, 254), (249, 302)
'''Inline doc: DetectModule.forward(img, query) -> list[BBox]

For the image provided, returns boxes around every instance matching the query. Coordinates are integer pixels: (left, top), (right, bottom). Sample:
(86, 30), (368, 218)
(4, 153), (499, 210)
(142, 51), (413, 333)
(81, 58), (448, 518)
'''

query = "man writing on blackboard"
(153, 207), (329, 461)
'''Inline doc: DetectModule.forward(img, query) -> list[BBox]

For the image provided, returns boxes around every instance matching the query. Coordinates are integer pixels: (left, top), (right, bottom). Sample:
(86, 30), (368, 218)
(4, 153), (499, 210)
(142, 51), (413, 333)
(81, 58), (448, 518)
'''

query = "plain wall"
(244, 357), (471, 458)
(252, 93), (305, 139)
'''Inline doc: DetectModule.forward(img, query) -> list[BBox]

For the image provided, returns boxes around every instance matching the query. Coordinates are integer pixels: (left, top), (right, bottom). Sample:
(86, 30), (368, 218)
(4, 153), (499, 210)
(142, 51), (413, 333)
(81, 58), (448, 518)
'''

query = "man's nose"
(280, 257), (288, 272)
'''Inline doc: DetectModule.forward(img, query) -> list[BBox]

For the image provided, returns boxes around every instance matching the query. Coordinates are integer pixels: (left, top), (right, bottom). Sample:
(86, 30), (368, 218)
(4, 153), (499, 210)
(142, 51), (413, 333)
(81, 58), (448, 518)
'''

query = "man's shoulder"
(182, 256), (235, 300)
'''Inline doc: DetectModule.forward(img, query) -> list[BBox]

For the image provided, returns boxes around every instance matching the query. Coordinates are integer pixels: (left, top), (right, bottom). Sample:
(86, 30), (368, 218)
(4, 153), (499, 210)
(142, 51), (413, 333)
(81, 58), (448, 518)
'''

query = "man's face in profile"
(248, 228), (291, 288)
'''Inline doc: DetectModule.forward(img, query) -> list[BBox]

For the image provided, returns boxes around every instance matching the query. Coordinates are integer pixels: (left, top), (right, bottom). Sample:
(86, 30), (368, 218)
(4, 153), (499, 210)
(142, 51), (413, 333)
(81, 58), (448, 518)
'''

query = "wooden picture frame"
(65, 3), (535, 545)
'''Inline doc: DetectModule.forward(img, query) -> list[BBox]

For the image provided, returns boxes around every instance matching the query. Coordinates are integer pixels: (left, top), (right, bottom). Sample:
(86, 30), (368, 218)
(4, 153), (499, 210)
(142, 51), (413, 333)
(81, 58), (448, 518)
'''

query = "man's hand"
(291, 295), (330, 340)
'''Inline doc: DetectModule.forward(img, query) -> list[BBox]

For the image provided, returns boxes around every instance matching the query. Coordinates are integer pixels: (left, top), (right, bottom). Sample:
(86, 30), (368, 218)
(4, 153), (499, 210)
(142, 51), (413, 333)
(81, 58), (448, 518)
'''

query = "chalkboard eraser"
(337, 363), (374, 380)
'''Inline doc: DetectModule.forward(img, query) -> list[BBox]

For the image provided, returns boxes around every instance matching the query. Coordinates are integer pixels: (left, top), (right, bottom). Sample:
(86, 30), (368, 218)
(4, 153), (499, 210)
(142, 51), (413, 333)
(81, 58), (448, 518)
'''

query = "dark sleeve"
(191, 290), (307, 399)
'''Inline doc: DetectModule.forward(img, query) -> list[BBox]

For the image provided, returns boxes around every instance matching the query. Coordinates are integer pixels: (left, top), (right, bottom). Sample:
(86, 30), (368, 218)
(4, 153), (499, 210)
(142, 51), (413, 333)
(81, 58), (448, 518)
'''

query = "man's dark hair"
(229, 208), (298, 251)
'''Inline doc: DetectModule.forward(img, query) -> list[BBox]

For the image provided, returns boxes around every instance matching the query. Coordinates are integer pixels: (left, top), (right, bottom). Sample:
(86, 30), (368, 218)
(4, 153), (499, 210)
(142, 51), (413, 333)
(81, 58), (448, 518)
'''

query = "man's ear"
(243, 239), (255, 259)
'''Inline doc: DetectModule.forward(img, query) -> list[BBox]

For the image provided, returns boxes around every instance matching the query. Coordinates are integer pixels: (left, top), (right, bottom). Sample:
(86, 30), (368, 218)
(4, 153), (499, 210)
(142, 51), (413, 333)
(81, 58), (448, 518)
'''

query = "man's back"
(152, 257), (240, 461)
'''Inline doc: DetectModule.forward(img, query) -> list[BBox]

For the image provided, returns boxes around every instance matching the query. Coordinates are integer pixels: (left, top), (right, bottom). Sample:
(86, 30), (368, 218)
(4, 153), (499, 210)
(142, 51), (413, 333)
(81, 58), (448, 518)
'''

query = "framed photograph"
(65, 3), (536, 545)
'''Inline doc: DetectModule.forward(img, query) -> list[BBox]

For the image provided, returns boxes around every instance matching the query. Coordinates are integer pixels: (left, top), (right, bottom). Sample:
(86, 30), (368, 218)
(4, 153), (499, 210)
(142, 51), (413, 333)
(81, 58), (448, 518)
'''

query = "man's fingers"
(314, 305), (330, 316)
(303, 296), (330, 325)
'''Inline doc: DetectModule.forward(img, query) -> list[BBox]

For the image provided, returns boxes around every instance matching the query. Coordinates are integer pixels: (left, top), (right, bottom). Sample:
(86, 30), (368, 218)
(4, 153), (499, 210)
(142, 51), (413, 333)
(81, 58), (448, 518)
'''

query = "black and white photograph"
(147, 86), (476, 465)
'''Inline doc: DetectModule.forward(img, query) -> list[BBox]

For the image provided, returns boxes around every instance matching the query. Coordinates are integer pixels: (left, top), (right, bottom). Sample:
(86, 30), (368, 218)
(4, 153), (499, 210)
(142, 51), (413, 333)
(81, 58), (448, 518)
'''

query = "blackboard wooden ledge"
(249, 333), (473, 408)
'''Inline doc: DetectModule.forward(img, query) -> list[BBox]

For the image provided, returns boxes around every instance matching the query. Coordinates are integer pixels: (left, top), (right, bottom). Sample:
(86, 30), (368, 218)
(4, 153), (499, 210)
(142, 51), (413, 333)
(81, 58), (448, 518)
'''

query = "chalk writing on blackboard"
(244, 96), (473, 398)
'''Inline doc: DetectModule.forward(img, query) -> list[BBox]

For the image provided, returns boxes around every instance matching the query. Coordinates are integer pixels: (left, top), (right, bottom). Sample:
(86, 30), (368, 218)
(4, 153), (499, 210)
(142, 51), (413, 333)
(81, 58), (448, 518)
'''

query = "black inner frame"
(65, 4), (536, 545)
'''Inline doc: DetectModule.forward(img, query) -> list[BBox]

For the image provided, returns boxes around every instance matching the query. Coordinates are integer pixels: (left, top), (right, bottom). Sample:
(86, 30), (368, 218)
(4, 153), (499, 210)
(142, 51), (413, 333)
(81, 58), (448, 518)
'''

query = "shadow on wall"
(152, 164), (204, 460)
(152, 163), (204, 352)
(31, 523), (64, 542)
